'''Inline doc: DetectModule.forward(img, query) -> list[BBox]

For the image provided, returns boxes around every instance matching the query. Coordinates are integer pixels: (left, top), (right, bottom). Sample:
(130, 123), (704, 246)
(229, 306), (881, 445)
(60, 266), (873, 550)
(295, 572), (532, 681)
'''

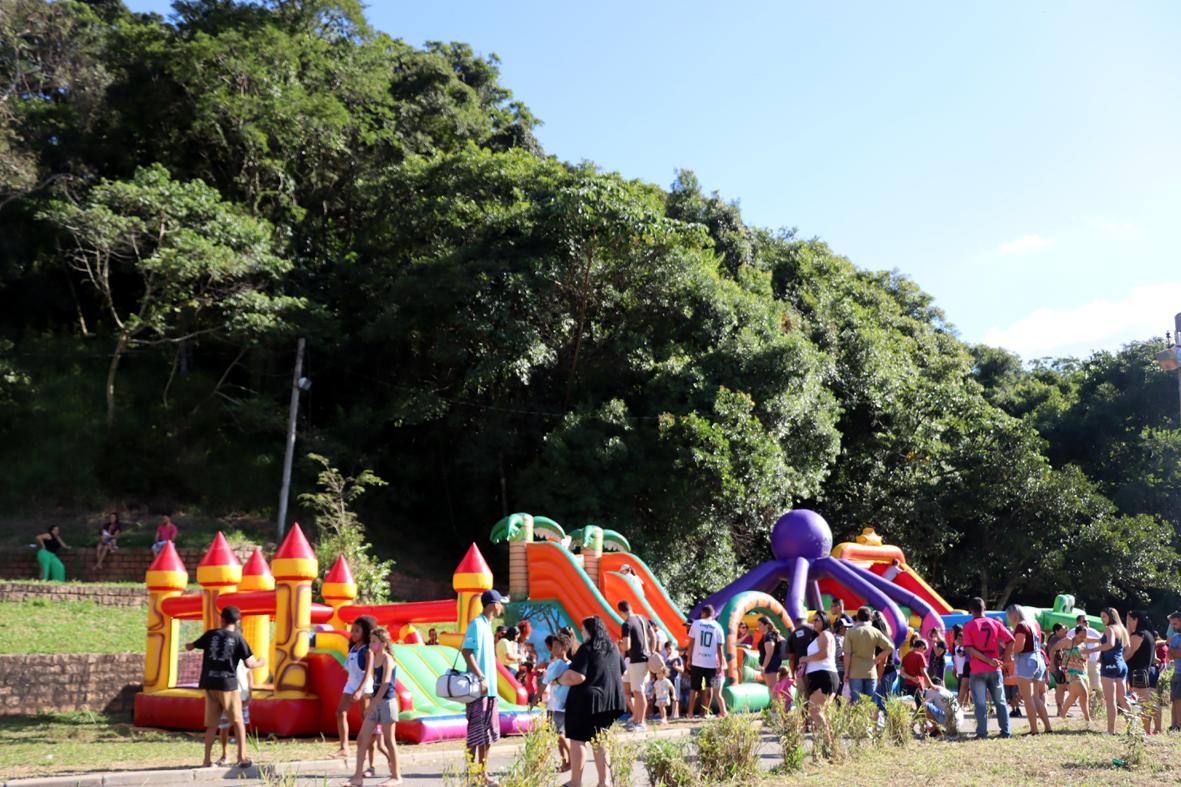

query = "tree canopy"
(1, 0), (1177, 617)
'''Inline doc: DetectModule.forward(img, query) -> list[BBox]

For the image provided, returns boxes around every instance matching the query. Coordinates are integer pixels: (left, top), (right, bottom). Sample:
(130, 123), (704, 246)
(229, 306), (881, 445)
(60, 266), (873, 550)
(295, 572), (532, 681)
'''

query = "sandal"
(236, 759), (253, 769)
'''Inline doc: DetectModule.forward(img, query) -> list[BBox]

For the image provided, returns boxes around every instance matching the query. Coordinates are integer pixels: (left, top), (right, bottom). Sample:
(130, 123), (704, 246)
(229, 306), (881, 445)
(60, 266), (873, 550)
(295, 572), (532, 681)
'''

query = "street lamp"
(1155, 313), (1181, 427)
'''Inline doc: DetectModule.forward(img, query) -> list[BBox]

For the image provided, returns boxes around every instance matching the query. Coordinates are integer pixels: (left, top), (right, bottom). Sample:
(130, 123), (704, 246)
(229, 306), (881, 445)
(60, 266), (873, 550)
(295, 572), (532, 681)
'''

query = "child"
(217, 660), (252, 766)
(653, 667), (675, 723)
(346, 627), (401, 786)
(517, 659), (540, 708)
(541, 634), (571, 772)
(186, 605), (266, 769)
(333, 615), (385, 772)
(953, 629), (971, 709)
(772, 665), (794, 712)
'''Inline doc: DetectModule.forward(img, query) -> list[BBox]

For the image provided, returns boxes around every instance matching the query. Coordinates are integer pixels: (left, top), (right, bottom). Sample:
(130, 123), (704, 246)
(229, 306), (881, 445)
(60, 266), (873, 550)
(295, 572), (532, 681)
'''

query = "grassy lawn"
(763, 718), (1176, 785)
(0, 599), (145, 653)
(0, 711), (343, 780)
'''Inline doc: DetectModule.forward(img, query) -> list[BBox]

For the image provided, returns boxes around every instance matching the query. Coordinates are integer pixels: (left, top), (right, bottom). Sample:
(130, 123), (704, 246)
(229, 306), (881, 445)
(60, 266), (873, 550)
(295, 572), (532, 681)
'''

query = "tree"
(40, 163), (300, 426)
(299, 452), (393, 603)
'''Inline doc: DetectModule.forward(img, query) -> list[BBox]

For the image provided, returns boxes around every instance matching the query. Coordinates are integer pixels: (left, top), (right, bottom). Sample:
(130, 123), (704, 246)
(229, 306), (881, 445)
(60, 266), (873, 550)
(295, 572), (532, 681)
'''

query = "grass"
(0, 599), (147, 653)
(760, 718), (1177, 785)
(0, 710), (344, 780)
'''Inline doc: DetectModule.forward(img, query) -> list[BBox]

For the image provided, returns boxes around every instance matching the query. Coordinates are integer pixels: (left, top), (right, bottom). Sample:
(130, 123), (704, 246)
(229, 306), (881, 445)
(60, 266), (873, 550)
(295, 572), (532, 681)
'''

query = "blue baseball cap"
(481, 589), (510, 605)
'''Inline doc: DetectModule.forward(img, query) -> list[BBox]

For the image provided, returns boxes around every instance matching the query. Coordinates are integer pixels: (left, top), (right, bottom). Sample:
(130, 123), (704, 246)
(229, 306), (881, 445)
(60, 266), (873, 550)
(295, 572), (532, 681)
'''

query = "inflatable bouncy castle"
(134, 526), (535, 743)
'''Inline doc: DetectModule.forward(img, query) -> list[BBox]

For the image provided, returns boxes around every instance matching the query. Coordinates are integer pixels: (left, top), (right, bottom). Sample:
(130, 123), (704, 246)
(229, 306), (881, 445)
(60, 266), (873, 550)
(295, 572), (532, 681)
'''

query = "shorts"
(1015, 651), (1046, 682)
(805, 670), (837, 696)
(366, 697), (396, 725)
(688, 665), (717, 692)
(1129, 668), (1155, 690)
(219, 703), (250, 730)
(566, 710), (619, 743)
(204, 690), (242, 729)
(546, 709), (566, 736)
(342, 676), (374, 696)
(1100, 662), (1128, 680)
(1171, 670), (1181, 703)
(627, 662), (651, 692)
(465, 696), (500, 748)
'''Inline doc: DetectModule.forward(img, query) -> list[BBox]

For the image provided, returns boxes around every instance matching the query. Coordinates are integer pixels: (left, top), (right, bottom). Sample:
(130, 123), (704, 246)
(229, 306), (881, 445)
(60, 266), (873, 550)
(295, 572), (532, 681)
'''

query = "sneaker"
(632, 723), (647, 732)
(624, 721), (635, 732)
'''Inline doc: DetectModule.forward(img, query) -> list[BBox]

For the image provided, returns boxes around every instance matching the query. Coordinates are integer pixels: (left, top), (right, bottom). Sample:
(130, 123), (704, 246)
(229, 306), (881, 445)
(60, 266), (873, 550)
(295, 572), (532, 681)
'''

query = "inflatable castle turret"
(271, 523), (318, 696)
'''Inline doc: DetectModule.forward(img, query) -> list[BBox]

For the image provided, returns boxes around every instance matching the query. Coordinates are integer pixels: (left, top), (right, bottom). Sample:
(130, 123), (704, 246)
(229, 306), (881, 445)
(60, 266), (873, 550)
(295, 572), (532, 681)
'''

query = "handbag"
(435, 651), (488, 704)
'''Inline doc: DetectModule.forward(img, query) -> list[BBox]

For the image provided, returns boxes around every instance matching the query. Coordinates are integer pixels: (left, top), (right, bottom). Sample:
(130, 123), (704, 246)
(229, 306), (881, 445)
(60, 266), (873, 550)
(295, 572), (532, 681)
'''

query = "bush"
(500, 715), (560, 787)
(881, 696), (918, 747)
(695, 712), (763, 783)
(643, 737), (697, 787)
(299, 453), (393, 603)
(593, 725), (641, 787)
(771, 703), (807, 775)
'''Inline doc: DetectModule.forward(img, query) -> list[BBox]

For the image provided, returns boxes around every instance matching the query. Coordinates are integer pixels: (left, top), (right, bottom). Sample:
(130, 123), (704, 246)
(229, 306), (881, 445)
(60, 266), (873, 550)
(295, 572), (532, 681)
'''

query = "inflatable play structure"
(489, 513), (688, 650)
(135, 525), (535, 743)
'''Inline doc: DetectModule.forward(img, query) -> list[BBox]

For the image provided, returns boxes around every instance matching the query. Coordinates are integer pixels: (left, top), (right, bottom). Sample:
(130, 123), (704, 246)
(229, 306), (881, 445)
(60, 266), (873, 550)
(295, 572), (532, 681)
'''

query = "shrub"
(593, 724), (641, 787)
(773, 703), (807, 775)
(643, 737), (697, 787)
(881, 696), (918, 747)
(695, 712), (763, 782)
(500, 715), (560, 787)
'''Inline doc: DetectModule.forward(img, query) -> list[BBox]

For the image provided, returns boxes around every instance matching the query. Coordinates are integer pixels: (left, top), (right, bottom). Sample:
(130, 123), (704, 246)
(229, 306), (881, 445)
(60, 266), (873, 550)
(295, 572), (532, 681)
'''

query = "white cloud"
(998, 234), (1053, 255)
(982, 283), (1181, 360)
(1094, 219), (1144, 240)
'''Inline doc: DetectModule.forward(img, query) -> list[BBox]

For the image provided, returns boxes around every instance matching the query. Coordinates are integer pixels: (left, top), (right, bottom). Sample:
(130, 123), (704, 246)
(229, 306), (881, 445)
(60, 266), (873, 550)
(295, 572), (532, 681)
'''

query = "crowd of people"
(30, 513), (181, 580)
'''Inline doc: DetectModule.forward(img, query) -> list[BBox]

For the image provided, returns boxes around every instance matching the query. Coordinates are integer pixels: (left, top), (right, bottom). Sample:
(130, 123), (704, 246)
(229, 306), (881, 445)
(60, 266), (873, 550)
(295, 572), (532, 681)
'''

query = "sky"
(124, 1), (1181, 361)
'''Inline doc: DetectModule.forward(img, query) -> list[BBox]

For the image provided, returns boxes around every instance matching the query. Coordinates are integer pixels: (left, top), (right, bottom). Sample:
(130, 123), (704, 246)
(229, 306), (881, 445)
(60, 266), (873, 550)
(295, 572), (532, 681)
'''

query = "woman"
(557, 616), (626, 787)
(1049, 626), (1091, 723)
(757, 617), (782, 689)
(1006, 604), (1052, 735)
(1125, 610), (1160, 734)
(736, 621), (754, 648)
(345, 627), (401, 786)
(799, 613), (838, 737)
(34, 525), (69, 581)
(95, 513), (122, 570)
(1092, 607), (1132, 734)
(497, 626), (521, 672)
(333, 615), (388, 774)
(1045, 623), (1069, 714)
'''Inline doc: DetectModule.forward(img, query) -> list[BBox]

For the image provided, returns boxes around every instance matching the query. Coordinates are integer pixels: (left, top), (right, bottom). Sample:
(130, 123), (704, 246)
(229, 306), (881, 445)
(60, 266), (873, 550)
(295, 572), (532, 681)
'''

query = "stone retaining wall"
(0, 653), (143, 716)
(0, 582), (147, 606)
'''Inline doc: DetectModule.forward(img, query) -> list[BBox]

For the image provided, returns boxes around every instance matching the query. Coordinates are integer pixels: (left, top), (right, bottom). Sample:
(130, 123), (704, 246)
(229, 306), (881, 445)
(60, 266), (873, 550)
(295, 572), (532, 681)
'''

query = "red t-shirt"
(901, 650), (928, 687)
(156, 523), (178, 542)
(963, 616), (1013, 674)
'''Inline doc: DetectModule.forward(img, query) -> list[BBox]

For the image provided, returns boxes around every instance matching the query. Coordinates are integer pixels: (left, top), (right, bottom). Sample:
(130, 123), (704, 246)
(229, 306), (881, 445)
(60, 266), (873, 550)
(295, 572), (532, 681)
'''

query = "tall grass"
(694, 712), (763, 783)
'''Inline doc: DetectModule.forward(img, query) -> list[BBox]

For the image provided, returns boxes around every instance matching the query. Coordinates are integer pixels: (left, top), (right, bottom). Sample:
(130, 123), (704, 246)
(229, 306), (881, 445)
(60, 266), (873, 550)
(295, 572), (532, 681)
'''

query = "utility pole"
(1155, 313), (1181, 428)
(277, 337), (306, 540)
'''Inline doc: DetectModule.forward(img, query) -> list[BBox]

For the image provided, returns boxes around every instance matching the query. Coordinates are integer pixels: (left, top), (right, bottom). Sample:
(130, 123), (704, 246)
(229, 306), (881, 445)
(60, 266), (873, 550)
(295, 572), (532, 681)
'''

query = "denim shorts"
(1100, 662), (1128, 680)
(1014, 651), (1046, 682)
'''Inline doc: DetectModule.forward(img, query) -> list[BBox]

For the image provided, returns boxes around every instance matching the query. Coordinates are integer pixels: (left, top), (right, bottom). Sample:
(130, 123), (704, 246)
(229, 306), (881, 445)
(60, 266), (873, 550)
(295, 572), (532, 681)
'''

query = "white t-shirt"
(688, 618), (725, 668)
(1085, 627), (1101, 663)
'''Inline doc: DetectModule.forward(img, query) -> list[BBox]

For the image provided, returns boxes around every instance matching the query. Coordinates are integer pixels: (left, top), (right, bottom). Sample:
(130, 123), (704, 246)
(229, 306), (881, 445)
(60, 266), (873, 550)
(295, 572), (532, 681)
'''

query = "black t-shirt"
(193, 628), (253, 691)
(621, 614), (651, 661)
(41, 534), (62, 554)
(566, 643), (627, 717)
(790, 627), (816, 666)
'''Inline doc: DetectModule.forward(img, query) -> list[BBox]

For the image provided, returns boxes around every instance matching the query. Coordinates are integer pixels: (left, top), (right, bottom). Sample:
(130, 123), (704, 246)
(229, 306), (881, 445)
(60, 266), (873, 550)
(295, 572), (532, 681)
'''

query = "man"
(462, 588), (508, 783)
(963, 597), (1012, 739)
(687, 605), (727, 719)
(843, 606), (894, 704)
(1075, 614), (1102, 691)
(1167, 611), (1181, 732)
(186, 605), (266, 768)
(617, 600), (657, 731)
(828, 598), (853, 628)
(152, 514), (179, 555)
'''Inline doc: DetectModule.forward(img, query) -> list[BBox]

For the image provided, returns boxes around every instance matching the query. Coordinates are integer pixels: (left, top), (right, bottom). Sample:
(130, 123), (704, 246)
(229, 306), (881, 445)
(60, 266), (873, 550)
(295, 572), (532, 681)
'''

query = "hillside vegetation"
(1, 0), (1178, 615)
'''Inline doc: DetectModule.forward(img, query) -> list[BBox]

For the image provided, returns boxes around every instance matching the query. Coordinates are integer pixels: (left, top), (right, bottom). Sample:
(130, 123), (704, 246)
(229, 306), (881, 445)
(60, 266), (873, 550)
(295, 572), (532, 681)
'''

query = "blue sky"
(126, 1), (1181, 360)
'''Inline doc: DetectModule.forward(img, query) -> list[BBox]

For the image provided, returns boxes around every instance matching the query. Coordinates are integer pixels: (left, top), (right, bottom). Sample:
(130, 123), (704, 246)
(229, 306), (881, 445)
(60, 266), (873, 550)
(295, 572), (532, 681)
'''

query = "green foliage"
(694, 712), (763, 783)
(299, 453), (392, 603)
(642, 737), (697, 787)
(497, 714), (559, 787)
(592, 725), (640, 787)
(881, 696), (918, 747)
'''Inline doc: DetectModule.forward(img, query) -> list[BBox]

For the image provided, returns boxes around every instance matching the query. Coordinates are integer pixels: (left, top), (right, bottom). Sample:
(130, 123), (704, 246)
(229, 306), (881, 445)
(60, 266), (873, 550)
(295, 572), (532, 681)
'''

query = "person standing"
(557, 617), (626, 787)
(1045, 623), (1069, 713)
(799, 614), (838, 737)
(1166, 611), (1181, 732)
(152, 514), (179, 555)
(332, 616), (376, 764)
(34, 525), (70, 581)
(461, 588), (508, 785)
(1125, 610), (1159, 734)
(843, 606), (894, 705)
(962, 597), (1012, 739)
(686, 605), (727, 719)
(757, 617), (783, 690)
(1092, 607), (1131, 735)
(186, 605), (266, 768)
(1075, 614), (1101, 692)
(789, 615), (817, 699)
(1005, 604), (1051, 735)
(540, 634), (571, 773)
(828, 598), (852, 628)
(617, 600), (656, 731)
(345, 627), (401, 787)
(1049, 626), (1092, 723)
